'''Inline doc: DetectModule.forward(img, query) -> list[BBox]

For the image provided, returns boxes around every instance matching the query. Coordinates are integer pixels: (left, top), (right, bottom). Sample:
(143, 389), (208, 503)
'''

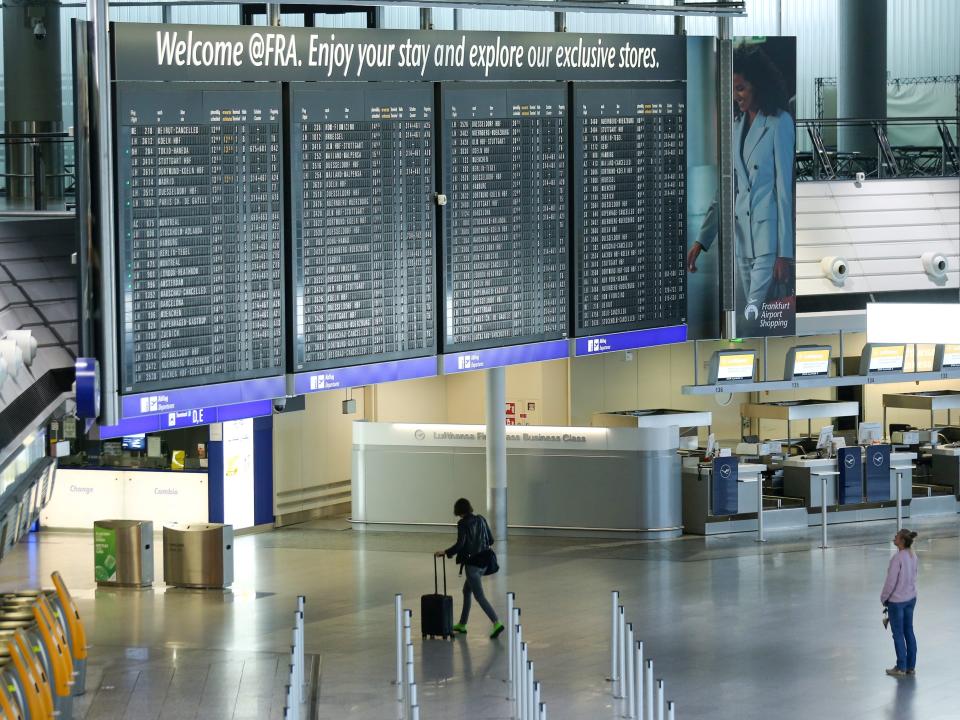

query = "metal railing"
(795, 116), (960, 181)
(0, 131), (76, 212)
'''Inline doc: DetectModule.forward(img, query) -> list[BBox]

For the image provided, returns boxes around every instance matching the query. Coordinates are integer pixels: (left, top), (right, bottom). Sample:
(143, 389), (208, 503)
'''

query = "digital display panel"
(572, 83), (686, 337)
(440, 83), (568, 353)
(716, 351), (756, 382)
(290, 83), (436, 371)
(868, 345), (906, 373)
(115, 83), (285, 394)
(937, 344), (960, 369)
(792, 347), (831, 377)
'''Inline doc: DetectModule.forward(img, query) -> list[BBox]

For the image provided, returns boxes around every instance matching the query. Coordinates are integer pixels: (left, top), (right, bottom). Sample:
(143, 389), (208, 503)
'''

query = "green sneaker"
(453, 623), (468, 634)
(490, 622), (505, 639)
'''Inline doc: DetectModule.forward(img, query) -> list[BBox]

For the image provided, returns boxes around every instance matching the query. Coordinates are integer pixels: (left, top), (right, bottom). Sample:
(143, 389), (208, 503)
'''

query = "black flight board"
(290, 83), (436, 371)
(572, 83), (686, 336)
(441, 83), (568, 353)
(115, 83), (285, 393)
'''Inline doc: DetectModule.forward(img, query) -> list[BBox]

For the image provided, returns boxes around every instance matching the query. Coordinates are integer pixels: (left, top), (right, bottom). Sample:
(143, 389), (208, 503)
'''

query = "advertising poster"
(94, 525), (118, 582)
(689, 37), (797, 338)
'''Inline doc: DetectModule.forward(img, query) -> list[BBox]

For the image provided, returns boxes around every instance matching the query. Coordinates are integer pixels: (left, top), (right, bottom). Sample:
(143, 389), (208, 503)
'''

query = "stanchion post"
(404, 609), (412, 647)
(609, 591), (620, 690)
(634, 641), (643, 720)
(819, 474), (829, 549)
(290, 628), (300, 720)
(395, 594), (403, 693)
(409, 683), (418, 718)
(533, 680), (541, 719)
(756, 471), (765, 543)
(625, 624), (635, 718)
(507, 593), (515, 688)
(520, 642), (529, 720)
(656, 680), (664, 720)
(667, 700), (675, 720)
(896, 471), (903, 531)
(644, 660), (653, 720)
(618, 605), (626, 695)
(526, 661), (535, 720)
(411, 706), (420, 720)
(513, 624), (522, 715)
(540, 703), (547, 720)
(406, 655), (415, 720)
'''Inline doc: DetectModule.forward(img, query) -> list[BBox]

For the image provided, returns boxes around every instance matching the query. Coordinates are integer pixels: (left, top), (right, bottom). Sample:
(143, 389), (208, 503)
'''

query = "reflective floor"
(2, 515), (959, 720)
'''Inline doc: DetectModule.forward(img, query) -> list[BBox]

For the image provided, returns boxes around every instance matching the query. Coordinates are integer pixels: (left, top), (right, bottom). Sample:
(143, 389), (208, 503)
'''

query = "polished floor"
(2, 516), (959, 720)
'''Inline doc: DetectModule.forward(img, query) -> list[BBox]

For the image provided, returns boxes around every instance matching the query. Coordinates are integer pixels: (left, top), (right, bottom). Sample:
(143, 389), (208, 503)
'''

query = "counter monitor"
(859, 344), (906, 374)
(708, 350), (757, 384)
(114, 82), (285, 394)
(934, 344), (960, 371)
(785, 345), (832, 379)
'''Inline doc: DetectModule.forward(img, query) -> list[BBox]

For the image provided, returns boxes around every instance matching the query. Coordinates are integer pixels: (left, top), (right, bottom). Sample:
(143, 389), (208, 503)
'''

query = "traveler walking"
(435, 498), (504, 639)
(880, 528), (919, 677)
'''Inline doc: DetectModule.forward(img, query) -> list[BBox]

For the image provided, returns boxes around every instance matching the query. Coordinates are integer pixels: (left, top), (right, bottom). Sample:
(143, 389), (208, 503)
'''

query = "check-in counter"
(351, 421), (684, 538)
(931, 446), (960, 495)
(40, 468), (209, 530)
(781, 452), (915, 523)
(679, 458), (802, 534)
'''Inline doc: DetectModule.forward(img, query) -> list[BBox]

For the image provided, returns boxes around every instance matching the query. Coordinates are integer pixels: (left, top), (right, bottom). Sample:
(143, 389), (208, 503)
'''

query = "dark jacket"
(444, 513), (494, 567)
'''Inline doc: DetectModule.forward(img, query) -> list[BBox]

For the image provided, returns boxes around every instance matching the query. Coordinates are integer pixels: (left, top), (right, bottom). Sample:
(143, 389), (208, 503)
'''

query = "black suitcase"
(421, 555), (454, 640)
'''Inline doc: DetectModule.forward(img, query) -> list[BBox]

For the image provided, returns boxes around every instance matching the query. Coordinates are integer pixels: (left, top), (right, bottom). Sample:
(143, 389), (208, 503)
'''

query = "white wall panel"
(796, 178), (960, 296)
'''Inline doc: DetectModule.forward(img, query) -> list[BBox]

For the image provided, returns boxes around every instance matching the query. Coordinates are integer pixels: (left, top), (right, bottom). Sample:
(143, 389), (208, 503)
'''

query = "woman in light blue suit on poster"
(687, 45), (795, 321)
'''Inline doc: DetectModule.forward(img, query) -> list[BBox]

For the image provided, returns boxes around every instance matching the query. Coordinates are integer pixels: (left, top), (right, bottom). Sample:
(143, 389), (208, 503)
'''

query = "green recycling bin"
(93, 520), (154, 587)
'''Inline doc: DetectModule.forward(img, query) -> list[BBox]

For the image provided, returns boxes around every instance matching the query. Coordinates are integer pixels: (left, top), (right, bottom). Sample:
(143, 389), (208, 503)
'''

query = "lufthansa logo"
(414, 429), (426, 441)
(719, 465), (732, 479)
(844, 455), (856, 468)
(872, 453), (884, 467)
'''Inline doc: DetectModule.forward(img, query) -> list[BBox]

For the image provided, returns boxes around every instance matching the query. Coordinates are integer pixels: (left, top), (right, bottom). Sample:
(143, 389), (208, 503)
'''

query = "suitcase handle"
(434, 553), (447, 595)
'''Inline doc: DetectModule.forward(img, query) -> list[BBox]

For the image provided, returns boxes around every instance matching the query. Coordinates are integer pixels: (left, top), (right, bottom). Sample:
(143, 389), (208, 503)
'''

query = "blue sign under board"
(121, 376), (285, 419)
(442, 340), (569, 374)
(573, 325), (687, 357)
(99, 399), (274, 439)
(292, 356), (437, 395)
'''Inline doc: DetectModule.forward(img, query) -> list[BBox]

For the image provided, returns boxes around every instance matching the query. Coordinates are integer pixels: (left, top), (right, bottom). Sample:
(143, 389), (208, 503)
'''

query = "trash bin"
(93, 520), (154, 587)
(162, 523), (234, 589)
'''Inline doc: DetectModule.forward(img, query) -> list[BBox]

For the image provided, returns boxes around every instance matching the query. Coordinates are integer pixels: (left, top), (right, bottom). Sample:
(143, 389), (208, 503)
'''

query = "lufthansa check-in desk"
(351, 421), (685, 538)
(931, 446), (960, 495)
(782, 452), (916, 524)
(679, 459), (807, 534)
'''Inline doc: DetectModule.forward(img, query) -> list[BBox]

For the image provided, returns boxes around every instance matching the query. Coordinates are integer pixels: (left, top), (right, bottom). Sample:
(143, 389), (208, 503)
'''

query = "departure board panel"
(290, 83), (436, 371)
(441, 83), (568, 353)
(572, 83), (686, 336)
(115, 83), (285, 394)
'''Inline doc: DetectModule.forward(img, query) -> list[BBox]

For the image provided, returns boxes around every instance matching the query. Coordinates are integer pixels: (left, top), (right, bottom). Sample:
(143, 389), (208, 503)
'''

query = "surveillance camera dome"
(32, 19), (47, 39)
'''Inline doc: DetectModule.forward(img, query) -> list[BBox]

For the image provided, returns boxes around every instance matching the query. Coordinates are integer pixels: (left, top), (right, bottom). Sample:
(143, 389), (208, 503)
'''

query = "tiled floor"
(2, 515), (959, 720)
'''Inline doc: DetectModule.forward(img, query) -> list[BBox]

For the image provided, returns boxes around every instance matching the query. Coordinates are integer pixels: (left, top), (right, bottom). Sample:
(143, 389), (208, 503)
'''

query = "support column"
(717, 17), (736, 339)
(485, 367), (507, 543)
(3, 0), (63, 203)
(838, 0), (886, 155)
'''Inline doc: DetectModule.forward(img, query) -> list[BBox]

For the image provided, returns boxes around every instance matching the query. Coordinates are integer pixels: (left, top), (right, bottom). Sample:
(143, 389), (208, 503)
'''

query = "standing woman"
(880, 528), (919, 677)
(688, 45), (795, 321)
(435, 498), (505, 639)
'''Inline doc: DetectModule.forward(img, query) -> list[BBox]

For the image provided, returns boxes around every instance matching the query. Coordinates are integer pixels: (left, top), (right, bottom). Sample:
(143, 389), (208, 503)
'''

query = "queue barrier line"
(50, 572), (88, 662)
(7, 633), (47, 720)
(0, 678), (24, 720)
(15, 629), (54, 719)
(33, 596), (75, 716)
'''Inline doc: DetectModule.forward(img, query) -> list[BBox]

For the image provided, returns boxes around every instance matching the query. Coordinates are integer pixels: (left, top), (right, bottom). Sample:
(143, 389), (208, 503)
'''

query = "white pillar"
(486, 367), (508, 542)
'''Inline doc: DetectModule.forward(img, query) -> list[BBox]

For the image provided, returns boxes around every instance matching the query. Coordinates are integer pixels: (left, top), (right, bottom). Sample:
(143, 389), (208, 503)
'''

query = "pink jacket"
(881, 549), (918, 604)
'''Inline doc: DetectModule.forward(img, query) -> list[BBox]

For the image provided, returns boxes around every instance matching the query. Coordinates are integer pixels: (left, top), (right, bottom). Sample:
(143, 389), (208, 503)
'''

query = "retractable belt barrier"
(608, 590), (679, 720)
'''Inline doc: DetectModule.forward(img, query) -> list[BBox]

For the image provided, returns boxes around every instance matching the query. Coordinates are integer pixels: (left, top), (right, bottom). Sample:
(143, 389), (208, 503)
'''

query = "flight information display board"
(290, 83), (436, 371)
(572, 83), (686, 337)
(440, 83), (568, 353)
(115, 83), (285, 393)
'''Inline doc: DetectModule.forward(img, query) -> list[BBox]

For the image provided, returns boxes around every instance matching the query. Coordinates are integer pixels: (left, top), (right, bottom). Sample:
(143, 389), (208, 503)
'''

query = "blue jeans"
(459, 564), (498, 626)
(887, 598), (917, 671)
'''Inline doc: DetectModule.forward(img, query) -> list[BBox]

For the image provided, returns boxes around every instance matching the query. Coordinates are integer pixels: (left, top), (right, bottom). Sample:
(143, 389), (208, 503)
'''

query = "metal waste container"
(163, 523), (234, 589)
(93, 520), (154, 587)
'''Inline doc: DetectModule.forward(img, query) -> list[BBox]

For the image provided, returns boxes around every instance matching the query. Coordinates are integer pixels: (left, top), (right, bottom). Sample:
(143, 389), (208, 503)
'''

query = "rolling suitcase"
(421, 555), (454, 640)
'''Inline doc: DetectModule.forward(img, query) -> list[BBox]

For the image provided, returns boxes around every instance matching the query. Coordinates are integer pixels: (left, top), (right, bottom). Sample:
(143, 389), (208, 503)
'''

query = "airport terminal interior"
(0, 0), (959, 718)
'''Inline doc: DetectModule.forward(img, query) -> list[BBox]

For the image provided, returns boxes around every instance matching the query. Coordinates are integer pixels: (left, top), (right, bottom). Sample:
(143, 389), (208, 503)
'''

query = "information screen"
(572, 83), (686, 337)
(440, 83), (568, 353)
(115, 83), (285, 393)
(868, 345), (906, 373)
(792, 348), (831, 377)
(290, 83), (436, 371)
(717, 351), (756, 382)
(939, 344), (960, 369)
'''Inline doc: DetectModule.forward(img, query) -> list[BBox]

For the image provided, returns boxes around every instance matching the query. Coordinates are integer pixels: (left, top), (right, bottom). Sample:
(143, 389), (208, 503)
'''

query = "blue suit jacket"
(696, 110), (795, 260)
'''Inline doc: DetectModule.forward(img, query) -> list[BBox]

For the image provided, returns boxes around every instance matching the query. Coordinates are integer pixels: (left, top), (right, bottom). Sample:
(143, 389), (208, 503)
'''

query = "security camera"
(854, 171), (865, 187)
(32, 18), (47, 40)
(273, 397), (287, 412)
(820, 256), (848, 286)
